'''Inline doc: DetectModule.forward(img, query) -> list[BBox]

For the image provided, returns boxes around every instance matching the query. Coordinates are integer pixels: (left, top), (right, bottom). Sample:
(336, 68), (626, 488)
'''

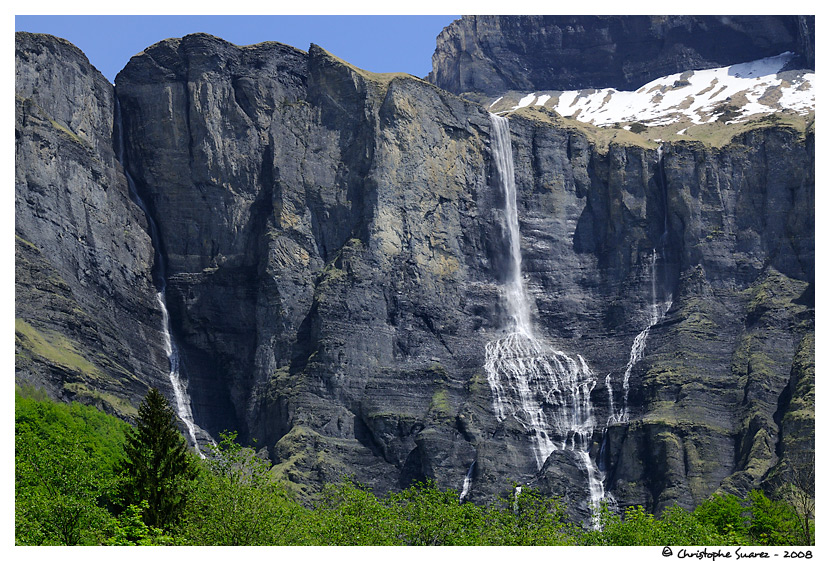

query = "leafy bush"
(178, 431), (313, 545)
(15, 387), (128, 545)
(14, 387), (814, 546)
(747, 489), (802, 545)
(104, 501), (177, 545)
(312, 479), (403, 545)
(694, 493), (750, 542)
(481, 486), (576, 545)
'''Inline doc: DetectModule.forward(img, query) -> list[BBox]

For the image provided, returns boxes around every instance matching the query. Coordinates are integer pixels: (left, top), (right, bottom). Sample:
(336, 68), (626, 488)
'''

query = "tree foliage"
(14, 387), (127, 545)
(746, 489), (802, 545)
(178, 431), (309, 545)
(14, 387), (816, 546)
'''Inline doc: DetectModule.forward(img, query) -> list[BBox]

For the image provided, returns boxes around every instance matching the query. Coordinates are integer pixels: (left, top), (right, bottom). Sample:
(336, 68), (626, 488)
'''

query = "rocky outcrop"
(114, 34), (499, 491)
(16, 28), (813, 523)
(429, 16), (815, 97)
(15, 32), (171, 417)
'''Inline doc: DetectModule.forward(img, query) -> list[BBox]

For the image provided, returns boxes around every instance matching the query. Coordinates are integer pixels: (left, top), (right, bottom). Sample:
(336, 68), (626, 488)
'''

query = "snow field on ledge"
(492, 52), (814, 132)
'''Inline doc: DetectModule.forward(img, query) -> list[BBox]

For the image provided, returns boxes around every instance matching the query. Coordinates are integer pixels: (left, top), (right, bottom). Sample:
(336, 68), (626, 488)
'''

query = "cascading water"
(459, 460), (476, 502)
(484, 113), (605, 521)
(606, 145), (674, 425)
(607, 250), (672, 424)
(115, 99), (204, 457)
(156, 293), (203, 456)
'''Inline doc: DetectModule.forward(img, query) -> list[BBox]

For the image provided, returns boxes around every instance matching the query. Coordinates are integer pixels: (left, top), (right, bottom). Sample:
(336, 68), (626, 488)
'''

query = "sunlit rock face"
(15, 32), (170, 417)
(16, 20), (813, 524)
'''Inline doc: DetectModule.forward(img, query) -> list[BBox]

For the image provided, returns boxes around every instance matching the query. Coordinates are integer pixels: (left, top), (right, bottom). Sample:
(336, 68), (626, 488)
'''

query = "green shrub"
(15, 387), (128, 545)
(748, 489), (802, 545)
(178, 432), (313, 545)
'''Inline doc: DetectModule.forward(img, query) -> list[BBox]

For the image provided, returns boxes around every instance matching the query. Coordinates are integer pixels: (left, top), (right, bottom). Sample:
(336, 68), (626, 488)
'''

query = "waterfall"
(489, 114), (532, 336)
(115, 99), (204, 457)
(485, 334), (597, 470)
(484, 114), (604, 520)
(459, 460), (476, 502)
(607, 250), (672, 425)
(606, 143), (674, 425)
(156, 293), (202, 455)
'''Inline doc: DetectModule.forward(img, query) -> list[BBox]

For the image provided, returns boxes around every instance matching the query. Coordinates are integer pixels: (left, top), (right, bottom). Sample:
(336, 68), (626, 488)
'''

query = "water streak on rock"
(459, 460), (476, 502)
(608, 250), (672, 425)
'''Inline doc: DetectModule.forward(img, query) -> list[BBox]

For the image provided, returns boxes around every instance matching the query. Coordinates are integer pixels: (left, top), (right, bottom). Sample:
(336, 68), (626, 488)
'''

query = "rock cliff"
(429, 15), (815, 97)
(15, 32), (171, 417)
(15, 24), (813, 523)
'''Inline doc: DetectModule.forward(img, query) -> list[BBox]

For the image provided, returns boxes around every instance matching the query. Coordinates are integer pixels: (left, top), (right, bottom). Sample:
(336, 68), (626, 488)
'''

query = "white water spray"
(116, 99), (205, 456)
(459, 460), (476, 502)
(484, 114), (604, 520)
(156, 293), (202, 455)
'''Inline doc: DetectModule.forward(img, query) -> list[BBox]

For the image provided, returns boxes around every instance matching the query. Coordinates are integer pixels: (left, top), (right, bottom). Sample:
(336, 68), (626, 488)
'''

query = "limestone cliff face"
(16, 29), (813, 521)
(15, 32), (171, 417)
(429, 15), (815, 96)
(114, 34), (500, 492)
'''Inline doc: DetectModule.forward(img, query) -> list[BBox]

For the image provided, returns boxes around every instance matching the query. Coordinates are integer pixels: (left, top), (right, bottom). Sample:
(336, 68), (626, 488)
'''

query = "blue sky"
(14, 15), (461, 83)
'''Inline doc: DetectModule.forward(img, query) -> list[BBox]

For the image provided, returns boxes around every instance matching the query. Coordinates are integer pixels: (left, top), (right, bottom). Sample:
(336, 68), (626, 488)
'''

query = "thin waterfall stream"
(607, 250), (672, 425)
(484, 113), (605, 521)
(459, 460), (476, 502)
(115, 99), (205, 457)
(607, 145), (674, 425)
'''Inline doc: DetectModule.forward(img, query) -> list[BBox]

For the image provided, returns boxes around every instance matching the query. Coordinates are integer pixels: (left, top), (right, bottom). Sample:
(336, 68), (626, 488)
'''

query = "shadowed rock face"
(16, 28), (813, 523)
(429, 15), (815, 97)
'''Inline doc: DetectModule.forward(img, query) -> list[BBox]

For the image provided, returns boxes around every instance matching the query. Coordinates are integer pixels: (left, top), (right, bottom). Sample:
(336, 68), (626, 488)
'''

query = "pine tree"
(118, 387), (197, 529)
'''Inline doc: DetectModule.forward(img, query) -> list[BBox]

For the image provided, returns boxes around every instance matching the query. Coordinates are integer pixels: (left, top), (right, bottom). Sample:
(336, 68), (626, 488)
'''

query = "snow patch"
(492, 52), (813, 129)
(513, 93), (537, 110)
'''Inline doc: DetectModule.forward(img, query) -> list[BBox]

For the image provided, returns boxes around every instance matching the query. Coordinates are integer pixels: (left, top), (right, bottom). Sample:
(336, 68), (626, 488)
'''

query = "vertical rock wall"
(15, 32), (170, 416)
(429, 15), (814, 96)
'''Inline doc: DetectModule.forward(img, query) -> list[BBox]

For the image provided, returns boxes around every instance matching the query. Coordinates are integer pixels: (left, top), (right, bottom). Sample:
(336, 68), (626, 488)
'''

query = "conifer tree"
(118, 387), (197, 529)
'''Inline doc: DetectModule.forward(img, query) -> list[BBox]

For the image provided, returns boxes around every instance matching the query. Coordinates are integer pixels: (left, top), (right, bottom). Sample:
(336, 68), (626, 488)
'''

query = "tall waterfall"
(484, 114), (604, 517)
(115, 99), (204, 457)
(488, 115), (532, 336)
(156, 293), (202, 456)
